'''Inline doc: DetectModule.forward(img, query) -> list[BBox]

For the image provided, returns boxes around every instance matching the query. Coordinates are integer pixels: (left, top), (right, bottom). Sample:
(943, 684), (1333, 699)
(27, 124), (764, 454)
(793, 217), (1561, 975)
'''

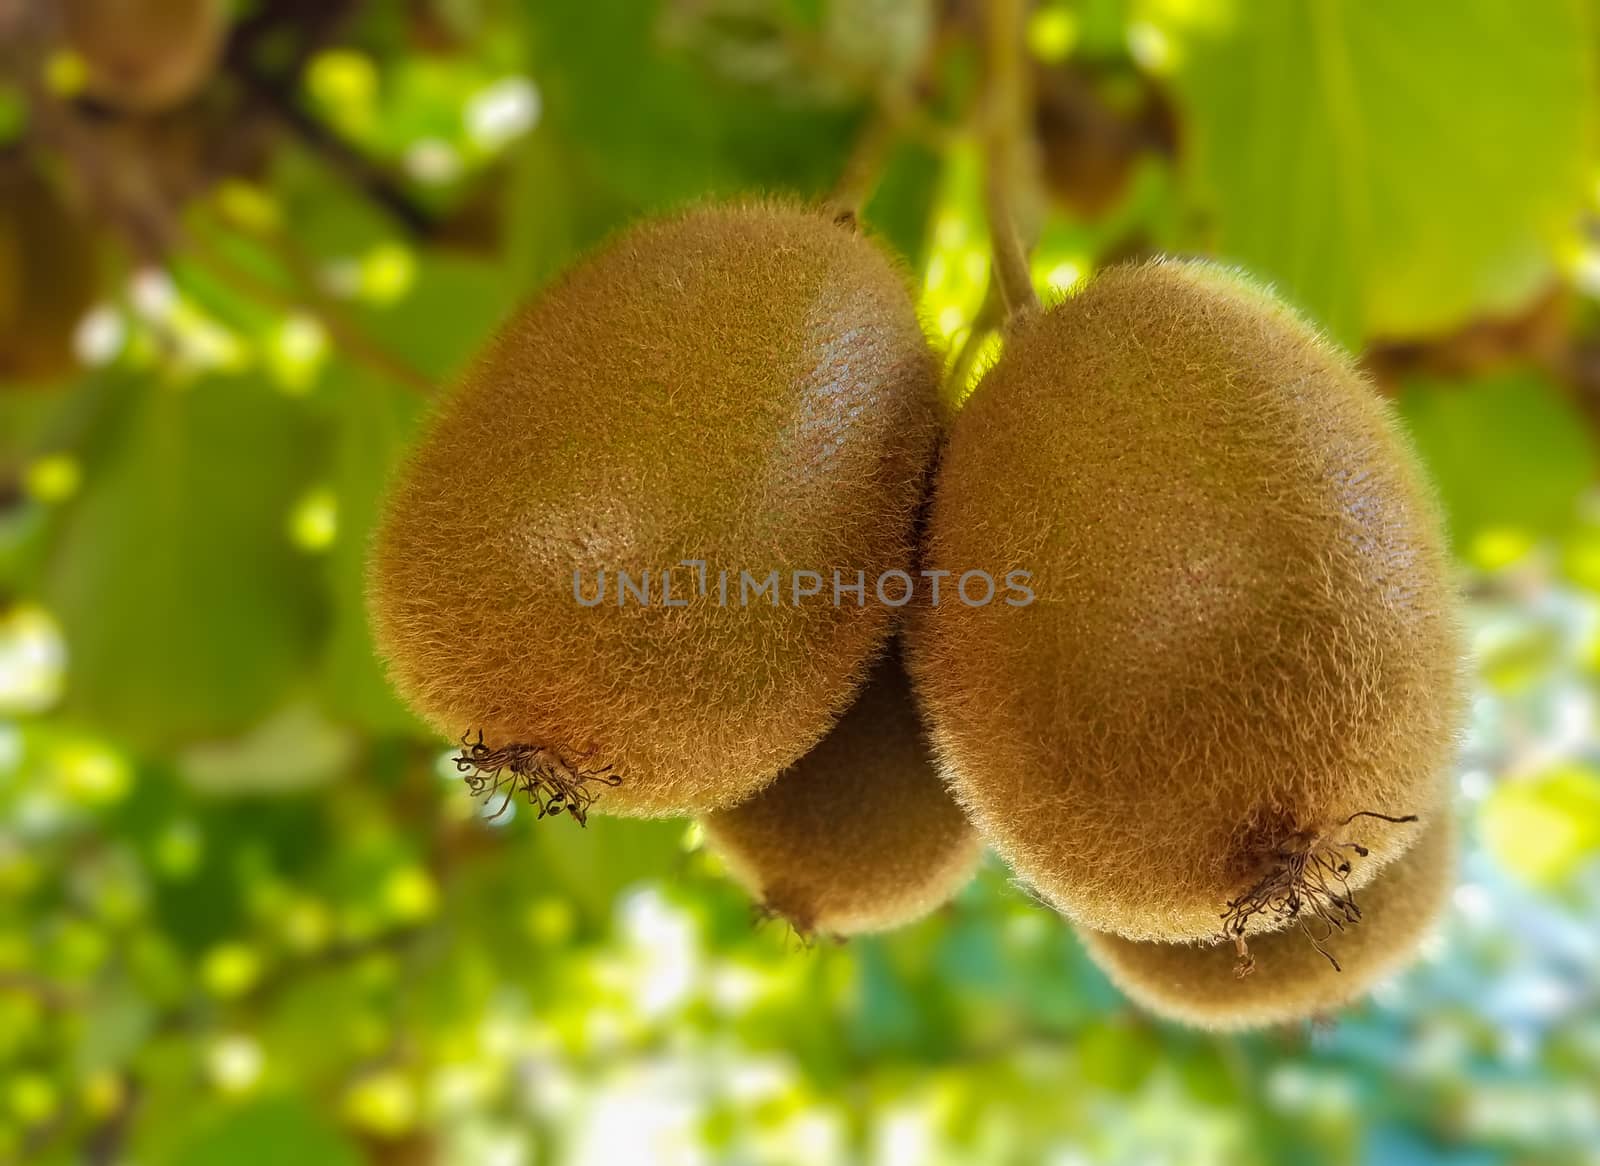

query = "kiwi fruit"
(370, 202), (939, 820)
(1082, 816), (1455, 1030)
(1, 163), (98, 387)
(63, 0), (225, 115)
(701, 648), (982, 937)
(909, 258), (1462, 944)
(1035, 60), (1177, 220)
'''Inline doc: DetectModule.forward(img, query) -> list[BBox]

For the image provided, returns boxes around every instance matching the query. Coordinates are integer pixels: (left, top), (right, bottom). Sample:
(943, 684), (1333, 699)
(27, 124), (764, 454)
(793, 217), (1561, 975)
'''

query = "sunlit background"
(3, 1), (1600, 1163)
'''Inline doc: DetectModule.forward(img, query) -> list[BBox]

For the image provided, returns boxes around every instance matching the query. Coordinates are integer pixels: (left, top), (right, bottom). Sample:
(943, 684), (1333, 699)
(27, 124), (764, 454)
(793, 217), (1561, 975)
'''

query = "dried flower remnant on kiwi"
(1221, 810), (1420, 978)
(453, 730), (623, 826)
(1081, 819), (1455, 1031)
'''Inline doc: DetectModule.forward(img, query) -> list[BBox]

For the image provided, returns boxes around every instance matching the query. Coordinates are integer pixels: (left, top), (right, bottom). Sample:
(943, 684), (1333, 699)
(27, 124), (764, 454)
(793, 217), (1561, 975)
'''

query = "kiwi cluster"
(369, 206), (1461, 1024)
(908, 258), (1462, 1024)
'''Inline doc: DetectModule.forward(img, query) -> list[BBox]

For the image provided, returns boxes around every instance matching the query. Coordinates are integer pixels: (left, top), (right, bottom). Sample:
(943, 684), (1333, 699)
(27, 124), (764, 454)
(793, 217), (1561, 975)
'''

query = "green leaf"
(1474, 619), (1562, 694)
(503, 133), (585, 293)
(178, 700), (359, 792)
(168, 1096), (362, 1166)
(316, 372), (426, 735)
(1398, 370), (1597, 550)
(45, 377), (325, 749)
(1481, 764), (1600, 885)
(71, 979), (154, 1074)
(1172, 0), (1594, 341)
(521, 0), (856, 218)
(529, 817), (686, 922)
(1077, 1018), (1159, 1092)
(863, 139), (942, 272)
(353, 253), (518, 383)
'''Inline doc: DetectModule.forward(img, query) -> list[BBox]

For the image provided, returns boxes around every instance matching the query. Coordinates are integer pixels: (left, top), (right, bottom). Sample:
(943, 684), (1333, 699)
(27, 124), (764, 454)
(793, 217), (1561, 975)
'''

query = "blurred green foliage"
(1173, 0), (1594, 342)
(2, 1), (1600, 1164)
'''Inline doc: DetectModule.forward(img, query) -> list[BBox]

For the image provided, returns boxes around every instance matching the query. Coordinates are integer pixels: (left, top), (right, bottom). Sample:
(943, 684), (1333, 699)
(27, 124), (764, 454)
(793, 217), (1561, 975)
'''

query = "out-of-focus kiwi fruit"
(63, 0), (226, 115)
(370, 202), (939, 821)
(702, 648), (982, 937)
(1081, 816), (1456, 1030)
(1034, 58), (1177, 219)
(909, 258), (1461, 944)
(1, 162), (98, 387)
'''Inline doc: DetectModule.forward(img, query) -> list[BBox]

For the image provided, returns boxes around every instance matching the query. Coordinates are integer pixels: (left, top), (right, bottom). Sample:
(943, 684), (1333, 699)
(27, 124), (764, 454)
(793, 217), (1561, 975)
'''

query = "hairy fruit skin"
(909, 259), (1462, 942)
(702, 650), (983, 937)
(64, 0), (225, 114)
(371, 203), (939, 817)
(1081, 816), (1455, 1030)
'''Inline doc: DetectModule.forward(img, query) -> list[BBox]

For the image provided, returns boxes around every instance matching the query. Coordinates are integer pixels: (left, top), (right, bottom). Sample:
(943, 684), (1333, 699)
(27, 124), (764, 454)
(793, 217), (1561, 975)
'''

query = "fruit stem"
(824, 19), (957, 225)
(942, 275), (1004, 404)
(982, 0), (1041, 319)
(826, 107), (897, 226)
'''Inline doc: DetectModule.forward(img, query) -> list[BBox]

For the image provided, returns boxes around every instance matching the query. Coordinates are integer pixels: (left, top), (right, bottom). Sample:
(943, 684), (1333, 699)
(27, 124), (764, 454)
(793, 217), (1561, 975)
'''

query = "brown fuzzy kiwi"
(1, 164), (98, 387)
(370, 203), (939, 820)
(1082, 815), (1455, 1030)
(908, 258), (1462, 944)
(701, 648), (982, 937)
(63, 0), (225, 115)
(1035, 59), (1177, 220)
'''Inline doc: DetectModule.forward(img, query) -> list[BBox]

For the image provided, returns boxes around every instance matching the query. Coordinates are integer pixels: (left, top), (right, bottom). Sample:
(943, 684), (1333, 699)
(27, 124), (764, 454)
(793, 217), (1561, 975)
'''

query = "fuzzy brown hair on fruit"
(63, 0), (225, 115)
(1081, 815), (1455, 1030)
(701, 648), (983, 937)
(1, 164), (98, 387)
(908, 258), (1462, 944)
(370, 202), (939, 821)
